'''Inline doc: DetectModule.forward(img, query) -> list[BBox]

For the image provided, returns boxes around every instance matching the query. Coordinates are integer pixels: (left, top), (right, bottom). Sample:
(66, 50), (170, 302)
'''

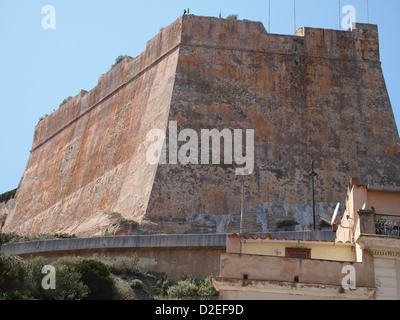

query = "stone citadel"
(1, 15), (399, 237)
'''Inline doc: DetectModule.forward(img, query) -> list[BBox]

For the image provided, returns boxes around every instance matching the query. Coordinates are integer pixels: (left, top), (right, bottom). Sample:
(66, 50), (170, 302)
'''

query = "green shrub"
(22, 257), (47, 299)
(111, 55), (129, 68)
(74, 259), (115, 300)
(0, 254), (25, 297)
(227, 14), (238, 20)
(153, 278), (170, 299)
(197, 276), (218, 298)
(23, 256), (89, 300)
(0, 290), (23, 300)
(0, 233), (76, 246)
(104, 255), (142, 276)
(166, 277), (199, 300)
(59, 96), (73, 108)
(38, 114), (49, 122)
(42, 263), (88, 300)
(277, 219), (299, 230)
(129, 279), (143, 289)
(154, 275), (218, 300)
(0, 233), (20, 246)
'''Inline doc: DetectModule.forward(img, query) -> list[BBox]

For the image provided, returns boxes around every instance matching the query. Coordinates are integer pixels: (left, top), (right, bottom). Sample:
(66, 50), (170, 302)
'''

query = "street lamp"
(309, 161), (318, 230)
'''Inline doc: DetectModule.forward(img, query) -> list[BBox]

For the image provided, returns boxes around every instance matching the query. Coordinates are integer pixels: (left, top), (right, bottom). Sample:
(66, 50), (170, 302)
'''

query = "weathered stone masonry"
(2, 16), (399, 236)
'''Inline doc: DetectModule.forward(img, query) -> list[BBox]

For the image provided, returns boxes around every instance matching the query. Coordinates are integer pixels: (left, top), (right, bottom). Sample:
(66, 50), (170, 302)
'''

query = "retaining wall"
(0, 231), (335, 280)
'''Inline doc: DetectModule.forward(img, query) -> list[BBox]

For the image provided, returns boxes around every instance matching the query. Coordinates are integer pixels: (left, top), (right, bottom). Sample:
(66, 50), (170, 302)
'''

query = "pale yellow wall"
(336, 185), (400, 244)
(336, 184), (368, 243)
(367, 190), (400, 216)
(241, 239), (356, 262)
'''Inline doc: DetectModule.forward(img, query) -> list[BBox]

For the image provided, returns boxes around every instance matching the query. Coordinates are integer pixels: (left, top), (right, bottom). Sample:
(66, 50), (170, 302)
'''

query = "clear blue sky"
(0, 0), (399, 194)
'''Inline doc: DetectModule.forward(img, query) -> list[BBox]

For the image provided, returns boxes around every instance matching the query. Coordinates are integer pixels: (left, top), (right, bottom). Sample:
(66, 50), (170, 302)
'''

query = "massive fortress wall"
(2, 15), (400, 236)
(2, 17), (183, 236)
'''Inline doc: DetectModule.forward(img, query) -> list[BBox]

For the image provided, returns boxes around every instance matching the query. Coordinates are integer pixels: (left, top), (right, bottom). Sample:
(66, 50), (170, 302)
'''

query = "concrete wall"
(1, 234), (226, 281)
(0, 231), (334, 281)
(374, 257), (400, 299)
(215, 232), (379, 299)
(367, 189), (400, 216)
(357, 234), (400, 300)
(226, 235), (356, 262)
(218, 251), (375, 288)
(214, 278), (376, 300)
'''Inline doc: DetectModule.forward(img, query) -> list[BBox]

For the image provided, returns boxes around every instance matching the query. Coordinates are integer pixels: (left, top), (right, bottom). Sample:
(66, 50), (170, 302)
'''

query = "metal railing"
(375, 215), (400, 237)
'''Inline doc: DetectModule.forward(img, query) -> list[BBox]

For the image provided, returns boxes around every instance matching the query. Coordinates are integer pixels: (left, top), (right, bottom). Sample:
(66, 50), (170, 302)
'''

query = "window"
(285, 248), (311, 259)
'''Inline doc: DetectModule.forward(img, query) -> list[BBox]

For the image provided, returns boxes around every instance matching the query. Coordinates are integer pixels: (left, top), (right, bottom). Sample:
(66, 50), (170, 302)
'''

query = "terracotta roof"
(228, 233), (339, 243)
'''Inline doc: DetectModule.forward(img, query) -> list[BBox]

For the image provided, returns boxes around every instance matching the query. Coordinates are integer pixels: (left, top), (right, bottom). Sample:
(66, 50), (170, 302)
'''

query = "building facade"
(213, 178), (400, 300)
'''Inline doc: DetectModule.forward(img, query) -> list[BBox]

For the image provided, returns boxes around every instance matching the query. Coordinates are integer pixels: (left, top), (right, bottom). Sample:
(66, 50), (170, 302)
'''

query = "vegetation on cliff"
(0, 233), (76, 246)
(0, 189), (17, 204)
(226, 14), (239, 20)
(111, 55), (129, 68)
(59, 96), (73, 108)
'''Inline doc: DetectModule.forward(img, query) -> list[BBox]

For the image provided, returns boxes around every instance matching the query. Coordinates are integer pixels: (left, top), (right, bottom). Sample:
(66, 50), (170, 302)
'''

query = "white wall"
(374, 257), (399, 300)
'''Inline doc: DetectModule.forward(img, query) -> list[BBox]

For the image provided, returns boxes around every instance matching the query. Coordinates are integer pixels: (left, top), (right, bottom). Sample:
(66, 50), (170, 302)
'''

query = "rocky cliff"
(2, 15), (400, 236)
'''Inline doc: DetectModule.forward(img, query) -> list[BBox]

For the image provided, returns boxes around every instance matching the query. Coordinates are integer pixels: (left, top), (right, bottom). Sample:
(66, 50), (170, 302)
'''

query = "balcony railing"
(375, 215), (400, 237)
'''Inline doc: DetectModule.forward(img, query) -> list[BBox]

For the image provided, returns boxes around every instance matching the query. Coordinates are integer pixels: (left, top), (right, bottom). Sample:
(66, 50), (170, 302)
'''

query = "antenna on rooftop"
(320, 202), (341, 231)
(268, 0), (271, 32)
(293, 0), (297, 34)
(331, 202), (340, 225)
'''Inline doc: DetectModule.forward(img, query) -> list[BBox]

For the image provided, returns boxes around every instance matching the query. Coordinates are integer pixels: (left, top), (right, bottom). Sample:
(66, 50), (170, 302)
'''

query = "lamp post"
(239, 169), (250, 234)
(240, 177), (244, 234)
(309, 161), (318, 230)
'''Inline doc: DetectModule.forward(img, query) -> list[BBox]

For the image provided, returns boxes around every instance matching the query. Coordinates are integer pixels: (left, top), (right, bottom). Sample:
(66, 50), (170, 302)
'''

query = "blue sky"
(0, 0), (399, 194)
